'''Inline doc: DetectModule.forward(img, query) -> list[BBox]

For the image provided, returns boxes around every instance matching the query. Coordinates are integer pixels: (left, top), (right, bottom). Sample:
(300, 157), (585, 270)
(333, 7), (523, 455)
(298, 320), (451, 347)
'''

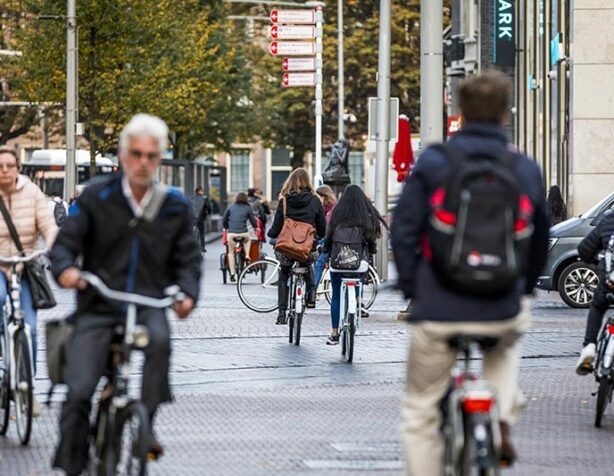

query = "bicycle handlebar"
(80, 272), (184, 309)
(0, 249), (47, 265)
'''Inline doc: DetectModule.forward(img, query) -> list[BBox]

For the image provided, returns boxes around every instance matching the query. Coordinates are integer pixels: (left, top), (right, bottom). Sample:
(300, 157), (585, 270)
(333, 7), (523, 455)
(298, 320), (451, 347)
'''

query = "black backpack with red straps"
(425, 144), (534, 296)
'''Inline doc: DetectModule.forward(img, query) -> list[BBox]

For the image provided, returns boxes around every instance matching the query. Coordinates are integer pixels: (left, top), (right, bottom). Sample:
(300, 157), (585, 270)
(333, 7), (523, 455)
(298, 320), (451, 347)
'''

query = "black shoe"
(499, 422), (517, 467)
(230, 274), (236, 282)
(147, 431), (164, 460)
(326, 334), (340, 345)
(276, 310), (287, 325)
(306, 291), (316, 309)
(361, 307), (370, 318)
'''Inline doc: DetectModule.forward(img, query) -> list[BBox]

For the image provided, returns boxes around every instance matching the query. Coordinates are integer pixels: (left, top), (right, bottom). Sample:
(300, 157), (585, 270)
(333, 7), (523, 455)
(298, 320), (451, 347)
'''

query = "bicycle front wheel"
(0, 333), (9, 436)
(108, 401), (150, 476)
(237, 259), (280, 313)
(595, 377), (612, 428)
(14, 329), (33, 445)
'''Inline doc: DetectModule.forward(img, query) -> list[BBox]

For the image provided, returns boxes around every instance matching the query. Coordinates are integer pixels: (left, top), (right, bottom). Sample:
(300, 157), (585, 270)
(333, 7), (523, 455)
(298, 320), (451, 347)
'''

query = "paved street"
(1, 238), (613, 475)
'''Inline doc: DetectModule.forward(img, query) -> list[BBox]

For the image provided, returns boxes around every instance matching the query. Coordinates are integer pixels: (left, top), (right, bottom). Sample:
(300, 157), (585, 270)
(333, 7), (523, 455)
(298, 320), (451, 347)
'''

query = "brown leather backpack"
(274, 197), (316, 263)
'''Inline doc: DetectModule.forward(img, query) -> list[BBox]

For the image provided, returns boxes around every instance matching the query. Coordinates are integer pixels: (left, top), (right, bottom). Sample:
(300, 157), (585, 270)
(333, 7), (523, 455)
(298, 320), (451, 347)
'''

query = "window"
(230, 152), (250, 192)
(271, 149), (291, 167)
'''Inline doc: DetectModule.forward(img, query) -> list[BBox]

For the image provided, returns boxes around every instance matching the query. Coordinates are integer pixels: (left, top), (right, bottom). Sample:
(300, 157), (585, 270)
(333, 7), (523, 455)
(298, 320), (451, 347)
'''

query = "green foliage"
(12, 0), (252, 159)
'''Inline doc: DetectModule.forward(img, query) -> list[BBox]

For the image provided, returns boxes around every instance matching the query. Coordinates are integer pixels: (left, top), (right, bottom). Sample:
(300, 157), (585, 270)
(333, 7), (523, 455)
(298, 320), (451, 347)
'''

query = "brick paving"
(1, 239), (613, 475)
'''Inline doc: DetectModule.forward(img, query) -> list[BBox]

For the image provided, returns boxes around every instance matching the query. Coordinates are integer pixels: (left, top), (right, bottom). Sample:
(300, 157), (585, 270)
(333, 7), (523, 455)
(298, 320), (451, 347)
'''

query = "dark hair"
(195, 186), (204, 194)
(235, 192), (248, 204)
(328, 185), (388, 242)
(247, 188), (257, 197)
(458, 70), (511, 123)
(547, 185), (566, 219)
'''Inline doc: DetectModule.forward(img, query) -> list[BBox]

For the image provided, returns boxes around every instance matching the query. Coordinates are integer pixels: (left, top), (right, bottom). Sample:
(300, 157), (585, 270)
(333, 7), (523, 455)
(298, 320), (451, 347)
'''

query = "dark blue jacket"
(51, 174), (202, 315)
(391, 122), (549, 322)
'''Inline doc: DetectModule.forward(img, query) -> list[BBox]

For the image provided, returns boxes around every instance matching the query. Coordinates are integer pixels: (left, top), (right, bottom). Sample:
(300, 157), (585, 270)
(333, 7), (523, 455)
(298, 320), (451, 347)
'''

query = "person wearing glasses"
(51, 114), (202, 475)
(0, 146), (57, 417)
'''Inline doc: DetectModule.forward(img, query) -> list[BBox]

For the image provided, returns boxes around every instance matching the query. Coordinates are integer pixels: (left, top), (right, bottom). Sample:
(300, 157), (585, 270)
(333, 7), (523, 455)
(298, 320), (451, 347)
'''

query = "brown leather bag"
(274, 197), (316, 263)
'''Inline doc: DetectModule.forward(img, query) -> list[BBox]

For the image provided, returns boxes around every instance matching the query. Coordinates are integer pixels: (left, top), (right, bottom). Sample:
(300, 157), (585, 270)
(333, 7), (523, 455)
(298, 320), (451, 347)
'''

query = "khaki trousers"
(401, 298), (532, 476)
(227, 232), (250, 276)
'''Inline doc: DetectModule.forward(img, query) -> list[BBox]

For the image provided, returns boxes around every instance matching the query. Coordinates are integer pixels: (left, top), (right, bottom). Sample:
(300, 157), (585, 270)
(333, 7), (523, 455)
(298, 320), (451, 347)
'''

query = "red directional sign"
(282, 73), (317, 88)
(269, 25), (316, 40)
(269, 41), (316, 57)
(282, 57), (317, 72)
(270, 9), (316, 25)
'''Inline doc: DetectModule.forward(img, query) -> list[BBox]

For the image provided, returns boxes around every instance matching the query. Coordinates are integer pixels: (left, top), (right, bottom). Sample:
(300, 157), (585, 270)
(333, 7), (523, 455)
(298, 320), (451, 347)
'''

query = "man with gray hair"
(51, 114), (201, 474)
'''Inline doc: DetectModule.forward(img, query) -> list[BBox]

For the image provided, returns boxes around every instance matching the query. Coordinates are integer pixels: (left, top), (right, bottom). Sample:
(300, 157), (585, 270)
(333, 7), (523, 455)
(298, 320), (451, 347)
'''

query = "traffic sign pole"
(314, 6), (324, 177)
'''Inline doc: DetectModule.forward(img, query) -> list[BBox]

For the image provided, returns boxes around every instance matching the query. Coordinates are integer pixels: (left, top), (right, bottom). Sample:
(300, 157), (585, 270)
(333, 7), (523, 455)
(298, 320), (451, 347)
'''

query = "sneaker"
(326, 334), (340, 345)
(146, 431), (164, 460)
(361, 307), (370, 318)
(576, 343), (596, 376)
(276, 310), (287, 325)
(306, 290), (316, 309)
(230, 274), (236, 283)
(32, 395), (42, 418)
(499, 422), (517, 467)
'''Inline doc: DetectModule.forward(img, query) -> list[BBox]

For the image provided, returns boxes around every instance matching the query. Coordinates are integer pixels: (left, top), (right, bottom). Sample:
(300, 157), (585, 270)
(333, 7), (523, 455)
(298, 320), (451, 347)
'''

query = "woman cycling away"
(313, 185), (337, 293)
(323, 185), (386, 345)
(223, 192), (257, 282)
(268, 168), (326, 325)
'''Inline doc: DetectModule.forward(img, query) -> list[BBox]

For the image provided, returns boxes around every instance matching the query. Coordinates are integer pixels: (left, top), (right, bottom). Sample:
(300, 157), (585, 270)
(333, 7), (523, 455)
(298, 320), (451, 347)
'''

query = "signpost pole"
(65, 0), (77, 201)
(337, 0), (344, 139)
(314, 6), (323, 177)
(374, 0), (391, 281)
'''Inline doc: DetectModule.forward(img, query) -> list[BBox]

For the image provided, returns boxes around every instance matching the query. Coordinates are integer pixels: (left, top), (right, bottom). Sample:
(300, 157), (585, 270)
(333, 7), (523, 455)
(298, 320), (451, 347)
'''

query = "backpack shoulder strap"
(142, 183), (168, 222)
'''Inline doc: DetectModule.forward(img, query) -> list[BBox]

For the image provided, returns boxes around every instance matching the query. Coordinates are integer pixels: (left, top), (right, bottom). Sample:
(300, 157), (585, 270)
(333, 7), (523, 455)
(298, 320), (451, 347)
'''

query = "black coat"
(268, 190), (326, 240)
(390, 122), (549, 322)
(50, 175), (202, 315)
(578, 212), (614, 280)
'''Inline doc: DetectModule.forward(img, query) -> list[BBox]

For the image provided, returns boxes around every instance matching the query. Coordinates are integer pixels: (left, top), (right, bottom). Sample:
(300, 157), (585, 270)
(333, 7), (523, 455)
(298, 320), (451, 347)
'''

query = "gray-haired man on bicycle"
(391, 72), (549, 475)
(51, 114), (201, 475)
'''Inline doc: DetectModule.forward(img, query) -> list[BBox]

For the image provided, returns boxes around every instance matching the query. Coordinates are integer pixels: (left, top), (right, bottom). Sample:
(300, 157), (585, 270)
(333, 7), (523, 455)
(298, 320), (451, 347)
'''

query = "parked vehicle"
(537, 192), (614, 308)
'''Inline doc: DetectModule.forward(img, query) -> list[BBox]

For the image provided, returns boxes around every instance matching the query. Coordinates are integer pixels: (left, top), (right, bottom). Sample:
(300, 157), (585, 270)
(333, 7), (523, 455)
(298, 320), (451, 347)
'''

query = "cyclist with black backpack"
(48, 192), (69, 227)
(391, 71), (549, 475)
(324, 185), (386, 345)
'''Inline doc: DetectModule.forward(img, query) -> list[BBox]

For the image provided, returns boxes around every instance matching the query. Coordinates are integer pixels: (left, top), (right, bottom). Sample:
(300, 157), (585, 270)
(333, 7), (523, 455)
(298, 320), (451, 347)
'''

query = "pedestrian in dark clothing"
(190, 186), (212, 253)
(268, 168), (326, 324)
(51, 114), (201, 475)
(575, 211), (614, 374)
(391, 71), (549, 475)
(546, 185), (567, 226)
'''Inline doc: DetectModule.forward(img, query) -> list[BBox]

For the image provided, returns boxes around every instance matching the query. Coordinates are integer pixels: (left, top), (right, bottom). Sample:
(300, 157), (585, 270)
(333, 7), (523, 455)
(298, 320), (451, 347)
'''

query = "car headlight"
(548, 238), (558, 251)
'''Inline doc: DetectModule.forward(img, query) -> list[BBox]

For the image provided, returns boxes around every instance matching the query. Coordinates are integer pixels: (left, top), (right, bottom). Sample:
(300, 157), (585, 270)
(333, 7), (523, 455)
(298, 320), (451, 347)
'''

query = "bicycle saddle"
(330, 260), (369, 274)
(292, 266), (309, 274)
(448, 335), (500, 351)
(235, 237), (246, 243)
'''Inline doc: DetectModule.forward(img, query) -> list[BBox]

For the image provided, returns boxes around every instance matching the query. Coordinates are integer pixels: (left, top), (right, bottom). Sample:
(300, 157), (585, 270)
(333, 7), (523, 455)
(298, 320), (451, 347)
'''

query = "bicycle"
(442, 336), (501, 476)
(0, 249), (46, 446)
(80, 272), (184, 476)
(220, 236), (249, 284)
(331, 261), (369, 363)
(320, 261), (380, 310)
(593, 294), (614, 428)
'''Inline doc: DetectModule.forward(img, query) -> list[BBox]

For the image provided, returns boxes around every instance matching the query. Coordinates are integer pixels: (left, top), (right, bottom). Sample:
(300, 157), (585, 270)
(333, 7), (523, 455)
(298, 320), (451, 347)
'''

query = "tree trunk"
(290, 145), (305, 169)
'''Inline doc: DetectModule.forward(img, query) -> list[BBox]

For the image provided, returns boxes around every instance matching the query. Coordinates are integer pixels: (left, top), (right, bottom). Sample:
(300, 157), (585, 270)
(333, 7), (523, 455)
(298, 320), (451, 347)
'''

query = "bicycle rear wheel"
(460, 414), (500, 476)
(238, 259), (280, 313)
(344, 314), (355, 363)
(595, 377), (612, 428)
(14, 329), (33, 445)
(293, 311), (303, 346)
(0, 333), (9, 436)
(108, 401), (149, 476)
(324, 267), (379, 310)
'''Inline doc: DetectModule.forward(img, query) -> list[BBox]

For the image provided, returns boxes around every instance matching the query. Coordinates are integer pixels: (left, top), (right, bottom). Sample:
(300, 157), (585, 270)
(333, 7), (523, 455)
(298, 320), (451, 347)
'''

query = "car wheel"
(557, 262), (600, 308)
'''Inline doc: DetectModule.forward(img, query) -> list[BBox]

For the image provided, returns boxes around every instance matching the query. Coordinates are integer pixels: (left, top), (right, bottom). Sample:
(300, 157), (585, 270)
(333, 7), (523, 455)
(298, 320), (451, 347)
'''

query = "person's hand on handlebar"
(173, 296), (194, 319)
(58, 266), (87, 290)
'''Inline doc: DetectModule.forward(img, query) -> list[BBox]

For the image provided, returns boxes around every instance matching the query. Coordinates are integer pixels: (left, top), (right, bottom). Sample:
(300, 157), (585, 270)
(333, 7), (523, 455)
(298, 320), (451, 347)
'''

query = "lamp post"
(337, 0), (344, 139)
(64, 0), (77, 201)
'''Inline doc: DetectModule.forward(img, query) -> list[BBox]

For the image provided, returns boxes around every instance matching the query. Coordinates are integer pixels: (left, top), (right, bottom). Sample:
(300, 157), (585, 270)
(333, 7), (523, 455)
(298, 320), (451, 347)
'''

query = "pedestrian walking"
(268, 168), (325, 324)
(575, 210), (614, 374)
(323, 185), (385, 344)
(51, 114), (201, 474)
(0, 145), (57, 417)
(391, 71), (549, 475)
(189, 186), (211, 253)
(48, 191), (69, 227)
(546, 185), (567, 226)
(223, 192), (257, 282)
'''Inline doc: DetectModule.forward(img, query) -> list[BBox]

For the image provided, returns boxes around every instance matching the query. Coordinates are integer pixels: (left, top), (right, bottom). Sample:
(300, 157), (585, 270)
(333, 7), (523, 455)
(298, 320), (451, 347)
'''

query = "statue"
(322, 139), (351, 193)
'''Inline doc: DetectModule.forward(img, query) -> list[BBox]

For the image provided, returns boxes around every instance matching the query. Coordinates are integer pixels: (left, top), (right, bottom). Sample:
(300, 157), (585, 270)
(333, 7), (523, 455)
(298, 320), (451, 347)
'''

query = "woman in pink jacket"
(0, 146), (57, 414)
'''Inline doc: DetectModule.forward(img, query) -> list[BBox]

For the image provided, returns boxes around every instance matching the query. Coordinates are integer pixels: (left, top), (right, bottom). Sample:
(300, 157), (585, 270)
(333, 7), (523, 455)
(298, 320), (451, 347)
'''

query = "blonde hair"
(281, 167), (314, 196)
(316, 185), (336, 207)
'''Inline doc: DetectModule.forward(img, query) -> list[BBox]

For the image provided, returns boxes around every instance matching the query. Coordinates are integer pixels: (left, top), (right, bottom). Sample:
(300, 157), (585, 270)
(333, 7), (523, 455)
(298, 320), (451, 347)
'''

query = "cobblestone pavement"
(1, 239), (613, 475)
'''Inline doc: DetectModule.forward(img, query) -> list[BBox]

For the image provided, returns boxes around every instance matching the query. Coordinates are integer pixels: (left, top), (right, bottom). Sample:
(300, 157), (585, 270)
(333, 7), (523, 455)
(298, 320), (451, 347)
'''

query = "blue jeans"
(330, 272), (361, 330)
(0, 273), (37, 374)
(313, 251), (329, 292)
